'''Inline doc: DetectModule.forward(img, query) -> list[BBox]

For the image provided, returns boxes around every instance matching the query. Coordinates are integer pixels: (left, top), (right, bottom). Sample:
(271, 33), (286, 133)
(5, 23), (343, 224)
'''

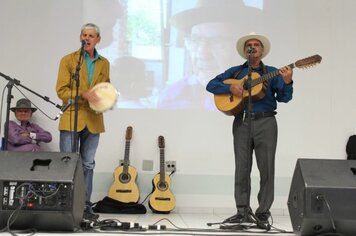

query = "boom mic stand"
(0, 72), (62, 150)
(71, 40), (86, 153)
(243, 51), (271, 231)
(244, 50), (254, 220)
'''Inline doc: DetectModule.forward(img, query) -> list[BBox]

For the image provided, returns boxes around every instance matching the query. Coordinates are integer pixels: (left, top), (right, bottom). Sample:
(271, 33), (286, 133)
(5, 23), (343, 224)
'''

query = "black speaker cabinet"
(0, 151), (85, 231)
(288, 158), (356, 236)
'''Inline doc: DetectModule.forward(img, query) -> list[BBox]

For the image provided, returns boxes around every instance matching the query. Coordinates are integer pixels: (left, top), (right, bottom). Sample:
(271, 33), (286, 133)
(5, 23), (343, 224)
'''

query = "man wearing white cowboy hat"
(207, 32), (293, 226)
(7, 98), (52, 152)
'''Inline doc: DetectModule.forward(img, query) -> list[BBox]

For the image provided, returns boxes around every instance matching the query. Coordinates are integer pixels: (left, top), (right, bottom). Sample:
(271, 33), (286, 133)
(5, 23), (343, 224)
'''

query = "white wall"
(1, 0), (356, 214)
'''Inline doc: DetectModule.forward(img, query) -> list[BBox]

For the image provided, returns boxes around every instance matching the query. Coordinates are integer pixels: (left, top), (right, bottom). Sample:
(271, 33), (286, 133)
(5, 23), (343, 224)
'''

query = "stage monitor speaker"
(288, 158), (356, 236)
(0, 151), (85, 231)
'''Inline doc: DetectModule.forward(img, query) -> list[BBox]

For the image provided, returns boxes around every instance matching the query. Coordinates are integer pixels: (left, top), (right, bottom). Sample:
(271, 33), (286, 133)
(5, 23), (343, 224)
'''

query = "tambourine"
(89, 82), (118, 113)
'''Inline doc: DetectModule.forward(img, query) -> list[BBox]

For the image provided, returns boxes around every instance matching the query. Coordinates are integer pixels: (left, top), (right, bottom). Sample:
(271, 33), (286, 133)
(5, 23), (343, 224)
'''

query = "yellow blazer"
(56, 49), (110, 134)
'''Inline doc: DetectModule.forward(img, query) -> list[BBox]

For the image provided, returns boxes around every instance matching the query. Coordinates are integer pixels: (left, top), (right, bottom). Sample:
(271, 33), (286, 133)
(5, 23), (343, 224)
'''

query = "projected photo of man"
(158, 0), (262, 110)
(113, 56), (155, 108)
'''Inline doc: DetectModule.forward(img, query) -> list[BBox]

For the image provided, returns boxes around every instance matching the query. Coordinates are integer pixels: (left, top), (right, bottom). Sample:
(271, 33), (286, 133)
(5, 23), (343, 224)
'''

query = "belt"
(238, 111), (277, 120)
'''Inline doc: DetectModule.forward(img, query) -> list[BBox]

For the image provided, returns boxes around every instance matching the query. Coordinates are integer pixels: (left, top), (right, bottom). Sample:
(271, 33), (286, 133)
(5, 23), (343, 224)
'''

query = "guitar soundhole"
(119, 173), (131, 183)
(158, 181), (168, 191)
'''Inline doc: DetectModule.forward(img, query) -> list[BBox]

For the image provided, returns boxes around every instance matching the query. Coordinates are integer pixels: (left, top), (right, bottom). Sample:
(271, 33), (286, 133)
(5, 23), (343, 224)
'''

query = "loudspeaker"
(288, 158), (356, 236)
(0, 151), (85, 231)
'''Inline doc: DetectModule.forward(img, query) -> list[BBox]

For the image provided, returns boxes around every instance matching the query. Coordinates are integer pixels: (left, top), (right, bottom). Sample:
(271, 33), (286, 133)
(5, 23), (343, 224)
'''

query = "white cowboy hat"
(170, 0), (261, 34)
(236, 32), (271, 59)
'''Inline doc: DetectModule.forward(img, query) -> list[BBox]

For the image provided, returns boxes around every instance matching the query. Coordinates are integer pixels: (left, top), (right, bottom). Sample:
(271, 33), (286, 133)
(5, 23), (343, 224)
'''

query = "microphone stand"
(71, 41), (85, 153)
(0, 72), (62, 150)
(243, 51), (270, 229)
(244, 50), (254, 218)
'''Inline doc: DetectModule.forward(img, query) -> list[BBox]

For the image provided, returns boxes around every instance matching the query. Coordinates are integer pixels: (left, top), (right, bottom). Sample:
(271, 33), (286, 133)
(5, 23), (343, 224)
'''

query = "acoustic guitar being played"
(108, 126), (140, 203)
(214, 55), (322, 116)
(149, 136), (176, 213)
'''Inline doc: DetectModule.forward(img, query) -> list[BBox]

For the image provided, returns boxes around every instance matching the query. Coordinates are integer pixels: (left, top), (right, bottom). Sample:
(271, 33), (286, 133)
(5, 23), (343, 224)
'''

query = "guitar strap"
(233, 61), (267, 80)
(232, 62), (247, 79)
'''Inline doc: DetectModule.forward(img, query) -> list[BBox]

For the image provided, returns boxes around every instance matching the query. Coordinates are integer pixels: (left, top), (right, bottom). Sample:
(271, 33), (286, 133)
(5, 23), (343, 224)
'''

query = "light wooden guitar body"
(108, 165), (140, 203)
(149, 174), (176, 213)
(214, 74), (266, 116)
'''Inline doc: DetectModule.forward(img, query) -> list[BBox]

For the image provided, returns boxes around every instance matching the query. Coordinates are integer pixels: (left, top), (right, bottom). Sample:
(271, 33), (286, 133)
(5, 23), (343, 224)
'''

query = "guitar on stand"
(214, 54), (322, 115)
(149, 136), (176, 213)
(108, 126), (140, 203)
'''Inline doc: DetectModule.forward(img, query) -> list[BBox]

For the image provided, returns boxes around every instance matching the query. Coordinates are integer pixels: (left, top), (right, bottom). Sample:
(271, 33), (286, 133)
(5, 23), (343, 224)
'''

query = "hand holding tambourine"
(86, 82), (119, 113)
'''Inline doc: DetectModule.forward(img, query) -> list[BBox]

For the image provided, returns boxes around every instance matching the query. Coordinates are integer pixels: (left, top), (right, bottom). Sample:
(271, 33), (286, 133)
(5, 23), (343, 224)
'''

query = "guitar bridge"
(155, 197), (171, 201)
(116, 189), (132, 193)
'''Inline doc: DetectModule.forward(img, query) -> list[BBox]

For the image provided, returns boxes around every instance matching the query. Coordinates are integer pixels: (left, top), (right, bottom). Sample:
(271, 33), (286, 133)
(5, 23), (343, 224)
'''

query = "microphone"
(54, 99), (73, 120)
(246, 46), (256, 54)
(81, 40), (87, 47)
(60, 99), (73, 113)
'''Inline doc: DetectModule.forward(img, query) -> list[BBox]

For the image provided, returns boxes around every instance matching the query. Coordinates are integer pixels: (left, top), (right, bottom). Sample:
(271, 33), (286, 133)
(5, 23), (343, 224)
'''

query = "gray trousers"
(232, 116), (277, 214)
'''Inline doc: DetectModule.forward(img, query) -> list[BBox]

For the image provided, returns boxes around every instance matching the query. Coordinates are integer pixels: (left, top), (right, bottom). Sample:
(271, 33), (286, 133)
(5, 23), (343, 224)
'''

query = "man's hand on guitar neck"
(279, 66), (293, 84)
(230, 84), (244, 97)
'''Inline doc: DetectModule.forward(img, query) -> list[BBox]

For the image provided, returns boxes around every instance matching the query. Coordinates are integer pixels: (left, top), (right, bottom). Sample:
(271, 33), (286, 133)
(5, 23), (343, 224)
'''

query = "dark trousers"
(232, 116), (277, 214)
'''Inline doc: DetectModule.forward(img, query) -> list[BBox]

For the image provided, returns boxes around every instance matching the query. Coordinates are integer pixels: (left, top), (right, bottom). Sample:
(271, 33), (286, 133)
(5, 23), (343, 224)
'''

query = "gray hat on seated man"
(10, 98), (37, 112)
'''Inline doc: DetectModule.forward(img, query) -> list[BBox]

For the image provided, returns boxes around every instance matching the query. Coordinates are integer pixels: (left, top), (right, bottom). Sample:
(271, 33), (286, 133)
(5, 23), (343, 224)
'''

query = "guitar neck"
(251, 63), (295, 87)
(123, 140), (130, 173)
(159, 147), (165, 183)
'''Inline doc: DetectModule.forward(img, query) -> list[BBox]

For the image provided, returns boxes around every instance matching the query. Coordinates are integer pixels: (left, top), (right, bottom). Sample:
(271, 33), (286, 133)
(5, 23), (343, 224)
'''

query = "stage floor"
(0, 212), (296, 236)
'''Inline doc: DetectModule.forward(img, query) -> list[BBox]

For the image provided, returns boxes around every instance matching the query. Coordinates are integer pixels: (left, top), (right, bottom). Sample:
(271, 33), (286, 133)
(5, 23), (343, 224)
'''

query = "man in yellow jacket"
(56, 23), (110, 220)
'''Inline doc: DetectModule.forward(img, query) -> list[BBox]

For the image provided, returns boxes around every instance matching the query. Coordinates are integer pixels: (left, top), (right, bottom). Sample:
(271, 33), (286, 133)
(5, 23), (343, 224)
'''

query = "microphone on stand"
(81, 40), (87, 54)
(246, 46), (256, 54)
(54, 99), (73, 120)
(81, 40), (87, 47)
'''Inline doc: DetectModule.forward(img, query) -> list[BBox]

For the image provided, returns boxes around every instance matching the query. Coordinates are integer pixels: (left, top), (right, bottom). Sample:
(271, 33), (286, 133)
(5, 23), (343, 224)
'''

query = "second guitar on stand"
(149, 135), (176, 213)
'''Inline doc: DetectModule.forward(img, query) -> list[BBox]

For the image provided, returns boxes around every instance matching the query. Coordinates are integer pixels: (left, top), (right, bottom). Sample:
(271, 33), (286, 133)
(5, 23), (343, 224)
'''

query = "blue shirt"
(206, 63), (293, 114)
(84, 49), (100, 86)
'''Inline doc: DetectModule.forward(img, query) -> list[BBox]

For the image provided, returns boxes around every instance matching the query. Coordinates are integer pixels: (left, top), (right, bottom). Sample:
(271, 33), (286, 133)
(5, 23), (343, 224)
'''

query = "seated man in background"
(7, 98), (52, 152)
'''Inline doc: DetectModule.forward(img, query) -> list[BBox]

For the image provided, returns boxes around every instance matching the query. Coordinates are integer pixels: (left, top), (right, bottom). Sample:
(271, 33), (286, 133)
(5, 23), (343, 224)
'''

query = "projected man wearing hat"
(158, 0), (261, 110)
(8, 98), (52, 152)
(207, 32), (293, 225)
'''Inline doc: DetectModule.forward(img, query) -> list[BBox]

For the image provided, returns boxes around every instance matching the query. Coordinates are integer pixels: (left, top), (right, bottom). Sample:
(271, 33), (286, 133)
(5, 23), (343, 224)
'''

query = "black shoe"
(255, 211), (271, 224)
(255, 211), (271, 230)
(83, 208), (99, 221)
(223, 207), (253, 224)
(223, 213), (246, 224)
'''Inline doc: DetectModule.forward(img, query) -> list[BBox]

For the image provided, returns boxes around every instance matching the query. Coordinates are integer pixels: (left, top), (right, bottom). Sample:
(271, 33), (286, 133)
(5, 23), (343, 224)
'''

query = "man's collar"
(83, 48), (101, 60)
(15, 120), (30, 126)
